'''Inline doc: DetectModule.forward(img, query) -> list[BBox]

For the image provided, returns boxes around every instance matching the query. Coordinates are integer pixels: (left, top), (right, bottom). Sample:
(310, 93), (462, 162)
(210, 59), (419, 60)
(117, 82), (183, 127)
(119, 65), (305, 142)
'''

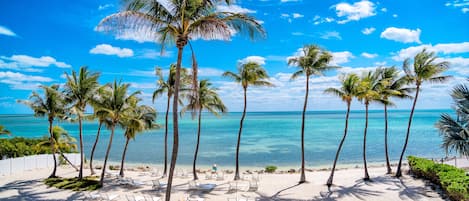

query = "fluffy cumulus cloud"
(334, 0), (376, 24)
(380, 27), (422, 43)
(392, 42), (469, 61)
(331, 51), (354, 65)
(0, 71), (53, 90)
(320, 31), (342, 40)
(361, 27), (376, 35)
(438, 57), (469, 75)
(0, 25), (16, 37)
(445, 0), (469, 13)
(216, 5), (255, 13)
(90, 44), (134, 57)
(0, 55), (71, 72)
(361, 52), (378, 58)
(292, 13), (304, 18)
(239, 56), (267, 65)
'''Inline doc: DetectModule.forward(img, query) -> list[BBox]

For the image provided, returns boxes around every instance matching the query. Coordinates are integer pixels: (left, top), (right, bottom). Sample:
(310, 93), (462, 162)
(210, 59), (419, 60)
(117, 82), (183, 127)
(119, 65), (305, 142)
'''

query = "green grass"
(44, 176), (101, 191)
(265, 165), (277, 173)
(408, 156), (469, 201)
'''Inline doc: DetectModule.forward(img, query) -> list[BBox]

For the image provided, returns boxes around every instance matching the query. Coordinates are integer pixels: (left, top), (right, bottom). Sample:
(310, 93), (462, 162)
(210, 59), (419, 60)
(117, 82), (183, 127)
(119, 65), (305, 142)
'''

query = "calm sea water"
(0, 110), (451, 168)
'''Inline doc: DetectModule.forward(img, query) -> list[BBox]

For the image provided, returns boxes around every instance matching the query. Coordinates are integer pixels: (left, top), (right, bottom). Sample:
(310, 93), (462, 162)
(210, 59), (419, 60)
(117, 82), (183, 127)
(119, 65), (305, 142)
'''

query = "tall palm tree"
(356, 70), (381, 181)
(89, 86), (111, 175)
(64, 66), (100, 179)
(435, 78), (468, 157)
(287, 44), (335, 183)
(96, 80), (140, 186)
(395, 49), (451, 177)
(0, 125), (11, 135)
(18, 84), (66, 178)
(98, 1), (264, 199)
(182, 79), (227, 180)
(119, 101), (157, 177)
(223, 61), (272, 180)
(324, 73), (359, 187)
(152, 65), (189, 176)
(36, 126), (79, 171)
(376, 67), (413, 174)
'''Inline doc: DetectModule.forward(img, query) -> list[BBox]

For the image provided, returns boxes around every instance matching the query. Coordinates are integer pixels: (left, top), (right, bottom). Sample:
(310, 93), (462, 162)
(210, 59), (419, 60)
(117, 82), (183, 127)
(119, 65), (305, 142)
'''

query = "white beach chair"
(228, 181), (248, 192)
(99, 193), (119, 201)
(144, 194), (162, 201)
(248, 180), (258, 191)
(186, 195), (205, 201)
(83, 191), (101, 200)
(215, 171), (224, 181)
(188, 180), (216, 192)
(152, 179), (167, 192)
(205, 172), (212, 180)
(128, 178), (145, 188)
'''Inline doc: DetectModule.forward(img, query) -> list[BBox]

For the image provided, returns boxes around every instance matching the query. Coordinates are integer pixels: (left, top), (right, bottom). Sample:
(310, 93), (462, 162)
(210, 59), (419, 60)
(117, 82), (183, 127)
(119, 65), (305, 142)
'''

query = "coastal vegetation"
(44, 177), (100, 191)
(0, 137), (60, 159)
(0, 125), (10, 135)
(408, 156), (469, 201)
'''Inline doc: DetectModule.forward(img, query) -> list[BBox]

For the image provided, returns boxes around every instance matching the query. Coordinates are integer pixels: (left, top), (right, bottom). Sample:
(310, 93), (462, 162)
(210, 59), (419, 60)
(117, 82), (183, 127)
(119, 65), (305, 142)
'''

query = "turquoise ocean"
(0, 110), (452, 168)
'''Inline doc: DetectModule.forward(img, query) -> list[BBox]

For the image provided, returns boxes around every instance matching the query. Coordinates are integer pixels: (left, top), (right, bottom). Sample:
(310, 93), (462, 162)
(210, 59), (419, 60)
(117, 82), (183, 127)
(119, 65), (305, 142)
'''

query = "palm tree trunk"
(90, 121), (102, 175)
(396, 85), (420, 177)
(48, 119), (57, 178)
(327, 100), (351, 187)
(78, 117), (84, 180)
(363, 102), (370, 181)
(163, 95), (170, 176)
(119, 138), (130, 177)
(99, 124), (115, 186)
(58, 151), (79, 171)
(384, 104), (392, 174)
(234, 87), (248, 180)
(165, 46), (184, 201)
(299, 75), (310, 183)
(193, 108), (202, 180)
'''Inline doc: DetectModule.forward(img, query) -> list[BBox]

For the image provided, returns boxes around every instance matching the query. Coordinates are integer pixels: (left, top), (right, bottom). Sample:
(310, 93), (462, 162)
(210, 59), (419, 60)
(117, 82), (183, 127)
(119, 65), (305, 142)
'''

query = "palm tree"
(356, 70), (381, 181)
(98, 1), (264, 199)
(119, 101), (157, 177)
(376, 67), (413, 174)
(64, 66), (100, 179)
(89, 86), (111, 175)
(18, 84), (66, 178)
(152, 65), (189, 177)
(223, 61), (273, 180)
(324, 73), (359, 187)
(182, 79), (227, 180)
(395, 49), (451, 177)
(36, 126), (79, 171)
(0, 125), (11, 135)
(435, 78), (468, 157)
(287, 44), (335, 183)
(97, 80), (140, 186)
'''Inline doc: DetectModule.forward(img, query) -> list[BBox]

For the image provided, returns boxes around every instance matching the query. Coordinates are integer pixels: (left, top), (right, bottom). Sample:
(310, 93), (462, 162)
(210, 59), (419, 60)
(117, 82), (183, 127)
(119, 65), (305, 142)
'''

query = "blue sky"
(0, 0), (468, 114)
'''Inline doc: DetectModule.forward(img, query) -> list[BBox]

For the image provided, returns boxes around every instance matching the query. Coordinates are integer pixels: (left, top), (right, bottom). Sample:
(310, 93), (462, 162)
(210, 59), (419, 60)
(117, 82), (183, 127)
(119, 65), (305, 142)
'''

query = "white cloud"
(380, 8), (387, 12)
(239, 56), (266, 65)
(463, 7), (469, 13)
(90, 44), (134, 57)
(0, 71), (53, 90)
(361, 52), (378, 58)
(0, 54), (71, 72)
(361, 27), (376, 35)
(380, 27), (422, 43)
(0, 25), (16, 37)
(392, 42), (469, 61)
(137, 49), (172, 59)
(216, 5), (256, 13)
(331, 51), (354, 65)
(98, 4), (113, 10)
(374, 61), (387, 66)
(320, 31), (342, 40)
(313, 16), (335, 25)
(392, 14), (398, 18)
(438, 57), (469, 75)
(198, 68), (225, 77)
(292, 13), (304, 18)
(445, 0), (469, 13)
(292, 32), (304, 36)
(334, 0), (376, 24)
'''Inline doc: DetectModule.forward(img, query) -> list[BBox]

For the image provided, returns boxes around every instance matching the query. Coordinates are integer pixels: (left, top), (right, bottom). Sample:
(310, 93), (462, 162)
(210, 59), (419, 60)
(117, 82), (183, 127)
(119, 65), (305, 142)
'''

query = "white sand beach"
(0, 162), (452, 201)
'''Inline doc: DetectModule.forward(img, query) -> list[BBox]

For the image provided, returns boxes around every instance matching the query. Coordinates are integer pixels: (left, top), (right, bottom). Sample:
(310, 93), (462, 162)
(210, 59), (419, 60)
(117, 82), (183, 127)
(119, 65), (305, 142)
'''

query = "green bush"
(408, 156), (469, 201)
(0, 137), (49, 159)
(265, 165), (277, 173)
(44, 177), (101, 191)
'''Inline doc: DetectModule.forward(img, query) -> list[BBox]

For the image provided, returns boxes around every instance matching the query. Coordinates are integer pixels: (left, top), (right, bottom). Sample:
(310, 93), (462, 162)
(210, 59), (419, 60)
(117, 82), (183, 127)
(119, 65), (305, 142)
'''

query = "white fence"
(0, 153), (80, 176)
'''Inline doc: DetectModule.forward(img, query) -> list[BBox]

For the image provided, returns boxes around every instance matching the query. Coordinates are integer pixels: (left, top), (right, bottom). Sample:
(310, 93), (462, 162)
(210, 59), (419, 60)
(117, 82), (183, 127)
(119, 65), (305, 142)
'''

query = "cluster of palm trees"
(19, 67), (157, 186)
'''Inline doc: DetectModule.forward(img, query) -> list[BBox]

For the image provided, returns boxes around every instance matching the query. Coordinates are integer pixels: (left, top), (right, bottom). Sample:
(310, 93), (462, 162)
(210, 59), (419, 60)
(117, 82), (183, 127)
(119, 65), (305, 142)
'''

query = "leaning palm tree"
(119, 101), (157, 177)
(435, 78), (469, 157)
(152, 65), (189, 176)
(324, 73), (359, 187)
(376, 67), (413, 174)
(0, 125), (11, 135)
(182, 79), (227, 180)
(223, 61), (273, 180)
(18, 84), (66, 178)
(98, 1), (264, 199)
(287, 44), (335, 183)
(64, 66), (100, 179)
(97, 80), (140, 186)
(356, 70), (381, 181)
(89, 86), (111, 175)
(395, 49), (451, 177)
(36, 126), (79, 171)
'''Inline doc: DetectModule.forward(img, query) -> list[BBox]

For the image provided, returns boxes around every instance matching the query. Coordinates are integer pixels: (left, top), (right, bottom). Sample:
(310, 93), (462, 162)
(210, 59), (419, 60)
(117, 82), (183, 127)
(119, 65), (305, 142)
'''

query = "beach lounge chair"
(248, 180), (258, 191)
(152, 179), (167, 192)
(99, 193), (119, 201)
(188, 180), (216, 192)
(228, 181), (248, 192)
(186, 196), (205, 201)
(117, 177), (132, 185)
(205, 172), (212, 180)
(144, 195), (162, 201)
(129, 178), (145, 188)
(215, 171), (224, 181)
(83, 191), (101, 200)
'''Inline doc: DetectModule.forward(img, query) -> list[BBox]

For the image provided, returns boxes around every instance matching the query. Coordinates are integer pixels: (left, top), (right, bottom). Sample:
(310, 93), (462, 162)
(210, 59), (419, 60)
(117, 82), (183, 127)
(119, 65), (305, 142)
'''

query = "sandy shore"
(0, 162), (451, 201)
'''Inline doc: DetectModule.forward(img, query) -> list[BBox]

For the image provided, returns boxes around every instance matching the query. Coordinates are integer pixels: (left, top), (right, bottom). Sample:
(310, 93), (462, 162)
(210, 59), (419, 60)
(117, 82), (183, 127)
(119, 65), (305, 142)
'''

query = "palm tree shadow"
(396, 177), (447, 200)
(318, 180), (382, 201)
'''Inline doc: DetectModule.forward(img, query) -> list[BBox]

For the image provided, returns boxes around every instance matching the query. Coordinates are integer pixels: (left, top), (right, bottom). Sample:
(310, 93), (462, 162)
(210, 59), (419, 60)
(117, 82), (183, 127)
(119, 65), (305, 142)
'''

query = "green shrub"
(265, 165), (277, 173)
(44, 177), (101, 191)
(408, 156), (469, 201)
